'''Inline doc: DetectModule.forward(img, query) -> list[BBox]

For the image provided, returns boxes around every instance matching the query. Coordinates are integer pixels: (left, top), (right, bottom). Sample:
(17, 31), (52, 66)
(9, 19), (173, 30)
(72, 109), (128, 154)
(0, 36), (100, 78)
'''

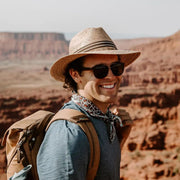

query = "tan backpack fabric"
(1, 109), (100, 180)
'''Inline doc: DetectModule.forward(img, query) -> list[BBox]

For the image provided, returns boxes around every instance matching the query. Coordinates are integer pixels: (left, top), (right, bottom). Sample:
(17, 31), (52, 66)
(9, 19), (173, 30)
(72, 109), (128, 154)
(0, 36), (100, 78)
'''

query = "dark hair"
(63, 57), (84, 92)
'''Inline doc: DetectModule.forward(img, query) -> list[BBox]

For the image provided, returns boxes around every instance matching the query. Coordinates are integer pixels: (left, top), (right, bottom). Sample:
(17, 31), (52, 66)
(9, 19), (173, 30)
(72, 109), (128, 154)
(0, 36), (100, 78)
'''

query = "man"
(37, 27), (140, 180)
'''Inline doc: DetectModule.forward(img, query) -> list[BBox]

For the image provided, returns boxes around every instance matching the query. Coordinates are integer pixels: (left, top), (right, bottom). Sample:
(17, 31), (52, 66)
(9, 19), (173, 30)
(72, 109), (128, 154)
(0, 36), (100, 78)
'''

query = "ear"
(69, 69), (81, 83)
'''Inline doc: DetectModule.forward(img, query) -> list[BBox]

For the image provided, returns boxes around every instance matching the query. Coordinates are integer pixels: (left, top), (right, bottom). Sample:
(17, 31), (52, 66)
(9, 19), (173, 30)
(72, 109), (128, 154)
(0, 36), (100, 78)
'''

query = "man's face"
(74, 54), (123, 110)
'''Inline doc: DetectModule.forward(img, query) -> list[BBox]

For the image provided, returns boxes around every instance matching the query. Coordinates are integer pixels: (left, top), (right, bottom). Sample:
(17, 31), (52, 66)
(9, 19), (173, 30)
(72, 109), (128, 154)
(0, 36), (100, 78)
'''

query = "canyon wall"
(0, 32), (69, 60)
(119, 30), (180, 86)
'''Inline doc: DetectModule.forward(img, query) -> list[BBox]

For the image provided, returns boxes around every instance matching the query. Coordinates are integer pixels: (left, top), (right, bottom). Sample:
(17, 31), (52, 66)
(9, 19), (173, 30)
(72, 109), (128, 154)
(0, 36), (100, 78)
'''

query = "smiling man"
(37, 27), (140, 180)
(70, 54), (123, 113)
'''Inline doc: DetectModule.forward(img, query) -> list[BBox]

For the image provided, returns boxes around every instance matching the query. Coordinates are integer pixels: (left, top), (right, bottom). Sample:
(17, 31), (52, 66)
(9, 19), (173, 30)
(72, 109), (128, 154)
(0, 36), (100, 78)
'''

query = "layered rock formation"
(119, 87), (180, 180)
(0, 32), (69, 60)
(116, 31), (180, 86)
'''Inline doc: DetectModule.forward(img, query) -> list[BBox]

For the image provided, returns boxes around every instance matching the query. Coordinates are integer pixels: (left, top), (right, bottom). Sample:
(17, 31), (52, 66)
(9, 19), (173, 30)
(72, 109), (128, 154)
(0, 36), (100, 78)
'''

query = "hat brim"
(50, 49), (140, 82)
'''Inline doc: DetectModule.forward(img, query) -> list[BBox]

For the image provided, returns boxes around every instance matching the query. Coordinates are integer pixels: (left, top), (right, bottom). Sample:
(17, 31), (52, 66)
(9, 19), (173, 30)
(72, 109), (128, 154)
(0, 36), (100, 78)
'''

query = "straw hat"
(50, 27), (140, 82)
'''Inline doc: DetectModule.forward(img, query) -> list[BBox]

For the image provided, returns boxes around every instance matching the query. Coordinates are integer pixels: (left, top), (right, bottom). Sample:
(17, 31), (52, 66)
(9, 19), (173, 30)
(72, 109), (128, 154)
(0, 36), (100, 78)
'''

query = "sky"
(0, 0), (179, 39)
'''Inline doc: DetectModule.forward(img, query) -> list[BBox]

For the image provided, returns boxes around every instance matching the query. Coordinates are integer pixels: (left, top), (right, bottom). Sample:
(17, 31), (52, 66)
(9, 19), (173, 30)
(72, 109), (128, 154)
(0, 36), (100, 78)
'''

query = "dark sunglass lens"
(93, 65), (108, 79)
(111, 62), (124, 76)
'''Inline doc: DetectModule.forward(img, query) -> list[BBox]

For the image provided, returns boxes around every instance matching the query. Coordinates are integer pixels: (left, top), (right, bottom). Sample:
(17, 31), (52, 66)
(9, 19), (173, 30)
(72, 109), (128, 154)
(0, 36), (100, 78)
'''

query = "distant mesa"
(0, 32), (69, 61)
(0, 32), (66, 41)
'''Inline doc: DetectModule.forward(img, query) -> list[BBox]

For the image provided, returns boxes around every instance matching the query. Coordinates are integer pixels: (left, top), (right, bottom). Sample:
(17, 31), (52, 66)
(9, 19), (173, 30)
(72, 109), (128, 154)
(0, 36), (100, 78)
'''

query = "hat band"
(73, 40), (117, 54)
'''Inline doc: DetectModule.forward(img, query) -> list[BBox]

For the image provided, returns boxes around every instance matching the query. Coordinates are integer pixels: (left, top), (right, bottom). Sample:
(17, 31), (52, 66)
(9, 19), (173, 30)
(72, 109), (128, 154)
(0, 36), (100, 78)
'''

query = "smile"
(100, 83), (116, 89)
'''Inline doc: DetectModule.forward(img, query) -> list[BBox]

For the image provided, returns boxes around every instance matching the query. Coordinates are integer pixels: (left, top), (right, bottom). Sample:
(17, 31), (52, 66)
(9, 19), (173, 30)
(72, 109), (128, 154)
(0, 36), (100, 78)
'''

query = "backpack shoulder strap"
(46, 109), (100, 180)
(45, 108), (89, 131)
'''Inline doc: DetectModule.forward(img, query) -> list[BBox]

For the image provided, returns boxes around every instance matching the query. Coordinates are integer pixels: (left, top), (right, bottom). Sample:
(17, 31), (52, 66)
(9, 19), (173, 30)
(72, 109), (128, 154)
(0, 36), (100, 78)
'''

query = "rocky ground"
(0, 81), (179, 180)
(119, 85), (180, 180)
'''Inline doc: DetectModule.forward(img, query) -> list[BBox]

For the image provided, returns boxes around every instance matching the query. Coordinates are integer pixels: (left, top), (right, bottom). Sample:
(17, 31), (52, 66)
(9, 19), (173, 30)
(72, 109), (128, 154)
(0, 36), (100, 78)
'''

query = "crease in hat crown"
(50, 27), (141, 82)
(69, 27), (118, 54)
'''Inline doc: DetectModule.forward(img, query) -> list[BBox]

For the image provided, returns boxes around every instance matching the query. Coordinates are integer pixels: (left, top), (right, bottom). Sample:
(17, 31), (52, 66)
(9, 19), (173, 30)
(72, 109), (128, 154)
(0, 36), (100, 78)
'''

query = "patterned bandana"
(72, 94), (123, 143)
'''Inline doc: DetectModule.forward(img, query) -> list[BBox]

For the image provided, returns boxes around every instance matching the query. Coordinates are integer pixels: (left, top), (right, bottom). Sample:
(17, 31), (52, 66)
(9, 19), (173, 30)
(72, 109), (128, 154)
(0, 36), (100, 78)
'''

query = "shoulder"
(38, 119), (90, 162)
(41, 119), (90, 157)
(47, 119), (89, 144)
(37, 120), (90, 179)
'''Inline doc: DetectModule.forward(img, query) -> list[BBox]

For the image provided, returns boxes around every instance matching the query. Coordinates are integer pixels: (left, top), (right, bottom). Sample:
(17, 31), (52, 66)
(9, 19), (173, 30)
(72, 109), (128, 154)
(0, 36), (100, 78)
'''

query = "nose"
(106, 67), (115, 79)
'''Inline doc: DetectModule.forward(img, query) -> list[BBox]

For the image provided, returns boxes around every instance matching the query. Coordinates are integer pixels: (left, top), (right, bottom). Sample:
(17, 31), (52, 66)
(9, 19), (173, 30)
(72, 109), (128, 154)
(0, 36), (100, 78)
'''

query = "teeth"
(102, 84), (115, 89)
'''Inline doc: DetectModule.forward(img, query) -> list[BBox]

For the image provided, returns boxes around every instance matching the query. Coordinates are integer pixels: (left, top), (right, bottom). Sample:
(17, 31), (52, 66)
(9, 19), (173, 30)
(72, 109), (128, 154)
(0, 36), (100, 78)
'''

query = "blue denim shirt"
(37, 100), (121, 180)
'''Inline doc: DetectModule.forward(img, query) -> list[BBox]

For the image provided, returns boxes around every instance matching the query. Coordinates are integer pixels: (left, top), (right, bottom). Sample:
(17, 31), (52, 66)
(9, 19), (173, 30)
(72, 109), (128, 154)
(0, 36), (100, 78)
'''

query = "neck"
(76, 91), (110, 114)
(92, 99), (110, 114)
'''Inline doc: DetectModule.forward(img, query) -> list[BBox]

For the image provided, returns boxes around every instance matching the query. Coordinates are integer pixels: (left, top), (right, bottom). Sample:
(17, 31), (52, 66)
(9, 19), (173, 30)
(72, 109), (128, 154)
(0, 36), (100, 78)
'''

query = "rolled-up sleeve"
(37, 120), (90, 180)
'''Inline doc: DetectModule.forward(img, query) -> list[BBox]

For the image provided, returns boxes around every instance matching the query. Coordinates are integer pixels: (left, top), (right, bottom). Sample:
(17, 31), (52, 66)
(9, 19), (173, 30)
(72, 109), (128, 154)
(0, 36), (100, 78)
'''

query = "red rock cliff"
(119, 30), (180, 86)
(0, 32), (69, 60)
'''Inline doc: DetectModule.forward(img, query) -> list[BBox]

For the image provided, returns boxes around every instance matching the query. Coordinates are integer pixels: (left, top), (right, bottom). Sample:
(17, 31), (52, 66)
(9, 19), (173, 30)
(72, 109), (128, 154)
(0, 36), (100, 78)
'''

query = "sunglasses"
(81, 61), (124, 79)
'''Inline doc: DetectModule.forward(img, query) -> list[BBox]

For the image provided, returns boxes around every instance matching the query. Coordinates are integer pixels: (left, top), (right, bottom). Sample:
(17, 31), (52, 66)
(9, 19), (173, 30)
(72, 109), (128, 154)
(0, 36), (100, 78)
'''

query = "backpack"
(1, 109), (100, 180)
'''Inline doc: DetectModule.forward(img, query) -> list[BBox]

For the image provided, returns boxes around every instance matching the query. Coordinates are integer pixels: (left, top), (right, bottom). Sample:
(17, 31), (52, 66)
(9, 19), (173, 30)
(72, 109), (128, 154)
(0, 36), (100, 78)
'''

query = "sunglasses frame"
(81, 61), (124, 79)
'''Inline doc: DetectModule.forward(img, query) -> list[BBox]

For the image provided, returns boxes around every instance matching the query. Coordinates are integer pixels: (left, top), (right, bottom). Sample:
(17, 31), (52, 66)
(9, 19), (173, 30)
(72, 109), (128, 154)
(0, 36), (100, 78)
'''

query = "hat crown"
(69, 27), (117, 54)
